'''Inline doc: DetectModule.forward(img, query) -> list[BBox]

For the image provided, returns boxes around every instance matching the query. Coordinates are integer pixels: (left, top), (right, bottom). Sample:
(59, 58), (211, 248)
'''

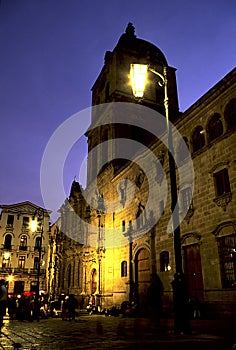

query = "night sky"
(0, 0), (235, 216)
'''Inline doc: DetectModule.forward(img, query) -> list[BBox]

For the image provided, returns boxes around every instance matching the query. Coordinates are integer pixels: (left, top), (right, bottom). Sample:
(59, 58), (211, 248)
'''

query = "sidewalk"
(0, 315), (235, 349)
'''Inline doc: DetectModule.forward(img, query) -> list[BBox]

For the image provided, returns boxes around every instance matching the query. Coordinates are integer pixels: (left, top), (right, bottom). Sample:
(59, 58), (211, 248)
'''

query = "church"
(48, 24), (236, 318)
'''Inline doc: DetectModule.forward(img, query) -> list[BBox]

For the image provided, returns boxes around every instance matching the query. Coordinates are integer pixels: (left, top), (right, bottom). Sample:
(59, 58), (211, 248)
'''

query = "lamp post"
(123, 221), (134, 303)
(96, 195), (105, 308)
(30, 209), (44, 321)
(130, 64), (191, 333)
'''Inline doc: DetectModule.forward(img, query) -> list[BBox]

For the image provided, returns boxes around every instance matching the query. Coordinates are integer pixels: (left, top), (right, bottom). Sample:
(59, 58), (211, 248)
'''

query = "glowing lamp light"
(30, 219), (38, 233)
(130, 64), (148, 98)
(4, 252), (10, 260)
(7, 275), (14, 282)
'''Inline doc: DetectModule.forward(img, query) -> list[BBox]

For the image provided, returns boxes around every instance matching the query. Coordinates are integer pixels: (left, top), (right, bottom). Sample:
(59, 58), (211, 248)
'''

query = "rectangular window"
(7, 215), (14, 226)
(18, 256), (26, 269)
(22, 216), (29, 228)
(2, 257), (10, 268)
(121, 261), (127, 277)
(34, 257), (39, 270)
(218, 234), (236, 288)
(181, 187), (192, 211)
(214, 168), (231, 197)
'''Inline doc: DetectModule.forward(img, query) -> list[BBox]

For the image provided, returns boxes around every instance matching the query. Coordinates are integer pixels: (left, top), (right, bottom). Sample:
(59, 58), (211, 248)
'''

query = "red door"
(183, 244), (204, 301)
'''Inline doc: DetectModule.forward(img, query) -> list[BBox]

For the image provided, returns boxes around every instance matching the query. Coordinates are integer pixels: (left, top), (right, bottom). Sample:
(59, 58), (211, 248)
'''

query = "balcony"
(0, 244), (13, 251)
(5, 224), (14, 232)
(0, 267), (13, 273)
(18, 245), (30, 252)
(30, 268), (46, 276)
(12, 268), (29, 275)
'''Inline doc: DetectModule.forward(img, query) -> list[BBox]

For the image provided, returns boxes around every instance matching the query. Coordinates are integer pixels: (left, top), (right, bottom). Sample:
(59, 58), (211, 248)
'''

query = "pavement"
(0, 313), (235, 350)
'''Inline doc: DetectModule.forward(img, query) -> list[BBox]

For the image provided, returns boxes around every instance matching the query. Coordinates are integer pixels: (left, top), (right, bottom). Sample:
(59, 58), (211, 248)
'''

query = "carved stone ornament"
(184, 206), (194, 224)
(135, 170), (145, 188)
(213, 192), (232, 211)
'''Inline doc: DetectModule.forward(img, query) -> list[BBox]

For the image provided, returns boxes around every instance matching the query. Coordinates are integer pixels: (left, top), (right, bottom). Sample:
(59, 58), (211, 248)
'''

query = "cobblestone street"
(1, 314), (235, 350)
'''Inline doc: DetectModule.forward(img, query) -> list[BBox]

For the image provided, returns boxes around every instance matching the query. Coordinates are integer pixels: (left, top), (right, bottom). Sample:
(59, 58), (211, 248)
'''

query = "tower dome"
(114, 23), (167, 67)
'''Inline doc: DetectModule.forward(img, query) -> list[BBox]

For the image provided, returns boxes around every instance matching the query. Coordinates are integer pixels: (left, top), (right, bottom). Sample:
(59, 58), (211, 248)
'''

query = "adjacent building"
(0, 201), (50, 295)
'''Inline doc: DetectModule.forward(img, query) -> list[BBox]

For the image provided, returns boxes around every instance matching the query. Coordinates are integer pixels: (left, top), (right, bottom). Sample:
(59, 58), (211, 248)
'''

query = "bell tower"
(86, 23), (180, 185)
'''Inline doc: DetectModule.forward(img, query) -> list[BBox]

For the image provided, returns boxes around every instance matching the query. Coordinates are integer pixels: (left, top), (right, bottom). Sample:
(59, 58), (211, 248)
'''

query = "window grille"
(218, 234), (236, 288)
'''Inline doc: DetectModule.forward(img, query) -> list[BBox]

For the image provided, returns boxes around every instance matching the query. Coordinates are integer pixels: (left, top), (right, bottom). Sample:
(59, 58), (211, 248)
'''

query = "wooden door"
(135, 248), (150, 310)
(183, 244), (204, 301)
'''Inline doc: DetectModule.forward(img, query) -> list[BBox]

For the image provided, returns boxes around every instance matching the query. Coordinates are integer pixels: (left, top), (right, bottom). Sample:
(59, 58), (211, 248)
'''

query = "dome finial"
(125, 22), (136, 37)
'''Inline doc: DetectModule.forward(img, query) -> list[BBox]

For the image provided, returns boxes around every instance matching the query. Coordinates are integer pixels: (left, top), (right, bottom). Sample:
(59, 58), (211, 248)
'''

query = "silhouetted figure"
(8, 296), (17, 321)
(0, 279), (7, 332)
(147, 273), (163, 331)
(171, 272), (191, 334)
(68, 294), (78, 320)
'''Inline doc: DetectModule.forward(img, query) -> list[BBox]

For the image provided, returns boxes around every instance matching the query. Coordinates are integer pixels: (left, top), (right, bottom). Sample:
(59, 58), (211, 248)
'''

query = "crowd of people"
(0, 278), (79, 327)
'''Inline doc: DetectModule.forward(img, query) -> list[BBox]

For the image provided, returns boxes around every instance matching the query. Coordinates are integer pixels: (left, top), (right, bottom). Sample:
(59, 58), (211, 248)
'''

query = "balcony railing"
(0, 267), (13, 273)
(0, 245), (46, 253)
(0, 244), (13, 250)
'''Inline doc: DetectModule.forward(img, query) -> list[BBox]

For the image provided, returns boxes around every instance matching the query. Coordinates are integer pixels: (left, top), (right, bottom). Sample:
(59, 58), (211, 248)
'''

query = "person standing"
(147, 273), (163, 332)
(0, 279), (7, 333)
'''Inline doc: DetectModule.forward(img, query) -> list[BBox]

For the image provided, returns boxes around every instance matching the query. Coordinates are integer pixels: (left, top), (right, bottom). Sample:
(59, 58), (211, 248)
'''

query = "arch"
(224, 98), (236, 129)
(181, 232), (201, 245)
(206, 113), (223, 142)
(212, 220), (236, 237)
(191, 125), (205, 152)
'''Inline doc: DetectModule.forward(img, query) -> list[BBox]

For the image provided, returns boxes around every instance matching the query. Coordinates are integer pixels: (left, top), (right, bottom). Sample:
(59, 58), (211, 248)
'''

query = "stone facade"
(49, 24), (236, 317)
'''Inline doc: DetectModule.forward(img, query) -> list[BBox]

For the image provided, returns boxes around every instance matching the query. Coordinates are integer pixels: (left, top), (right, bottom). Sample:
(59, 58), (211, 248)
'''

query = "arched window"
(177, 136), (189, 163)
(121, 261), (127, 277)
(19, 235), (27, 250)
(224, 98), (236, 130)
(191, 126), (205, 152)
(160, 251), (170, 272)
(207, 113), (223, 142)
(4, 234), (12, 250)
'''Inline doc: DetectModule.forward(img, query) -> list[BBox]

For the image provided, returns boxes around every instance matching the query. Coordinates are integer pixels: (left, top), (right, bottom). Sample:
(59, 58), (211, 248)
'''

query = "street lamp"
(123, 221), (134, 303)
(30, 209), (44, 321)
(96, 195), (105, 308)
(130, 64), (191, 333)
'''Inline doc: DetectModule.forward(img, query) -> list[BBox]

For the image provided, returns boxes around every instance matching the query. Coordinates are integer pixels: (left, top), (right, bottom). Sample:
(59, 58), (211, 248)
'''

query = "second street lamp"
(130, 63), (191, 334)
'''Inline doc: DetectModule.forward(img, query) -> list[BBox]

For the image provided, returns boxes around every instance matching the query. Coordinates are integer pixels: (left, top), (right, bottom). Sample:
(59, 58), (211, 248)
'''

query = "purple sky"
(0, 0), (235, 213)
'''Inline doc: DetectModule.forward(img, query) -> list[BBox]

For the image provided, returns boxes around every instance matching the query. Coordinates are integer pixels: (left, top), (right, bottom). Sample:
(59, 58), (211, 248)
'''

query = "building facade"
(49, 24), (236, 317)
(0, 201), (50, 295)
